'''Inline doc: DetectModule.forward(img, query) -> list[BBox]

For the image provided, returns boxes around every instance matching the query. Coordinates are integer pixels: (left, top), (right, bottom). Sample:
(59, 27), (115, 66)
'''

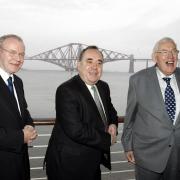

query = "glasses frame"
(0, 47), (25, 59)
(156, 49), (179, 56)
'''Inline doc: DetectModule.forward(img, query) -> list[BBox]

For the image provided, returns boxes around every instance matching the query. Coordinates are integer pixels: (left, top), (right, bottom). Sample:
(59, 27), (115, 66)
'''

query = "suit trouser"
(46, 158), (101, 180)
(135, 145), (180, 180)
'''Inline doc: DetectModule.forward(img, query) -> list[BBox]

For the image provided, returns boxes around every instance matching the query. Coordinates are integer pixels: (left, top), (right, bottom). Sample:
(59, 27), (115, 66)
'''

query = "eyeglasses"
(0, 47), (25, 59)
(156, 50), (179, 56)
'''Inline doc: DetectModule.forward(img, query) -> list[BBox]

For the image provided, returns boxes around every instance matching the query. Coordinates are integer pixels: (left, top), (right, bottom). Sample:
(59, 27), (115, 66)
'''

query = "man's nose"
(14, 53), (24, 62)
(168, 51), (174, 58)
(92, 63), (98, 69)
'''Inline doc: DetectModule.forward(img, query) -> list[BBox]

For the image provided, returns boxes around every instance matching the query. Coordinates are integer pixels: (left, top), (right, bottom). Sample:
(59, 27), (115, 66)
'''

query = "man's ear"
(152, 53), (157, 64)
(76, 60), (80, 70)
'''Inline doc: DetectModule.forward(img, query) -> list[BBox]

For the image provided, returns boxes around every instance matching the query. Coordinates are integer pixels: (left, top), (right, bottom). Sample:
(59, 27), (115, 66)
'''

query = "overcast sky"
(0, 0), (180, 70)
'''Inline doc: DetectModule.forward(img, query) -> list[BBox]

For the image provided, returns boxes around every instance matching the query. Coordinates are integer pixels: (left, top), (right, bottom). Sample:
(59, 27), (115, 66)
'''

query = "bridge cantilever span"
(25, 43), (134, 72)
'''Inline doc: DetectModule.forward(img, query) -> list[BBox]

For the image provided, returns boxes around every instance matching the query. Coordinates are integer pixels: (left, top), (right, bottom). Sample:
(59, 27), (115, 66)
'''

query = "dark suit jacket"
(0, 74), (33, 180)
(45, 75), (118, 180)
(122, 66), (180, 173)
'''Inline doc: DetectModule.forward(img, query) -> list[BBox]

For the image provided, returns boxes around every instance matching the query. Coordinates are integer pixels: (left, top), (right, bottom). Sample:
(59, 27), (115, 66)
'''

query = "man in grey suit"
(122, 37), (180, 180)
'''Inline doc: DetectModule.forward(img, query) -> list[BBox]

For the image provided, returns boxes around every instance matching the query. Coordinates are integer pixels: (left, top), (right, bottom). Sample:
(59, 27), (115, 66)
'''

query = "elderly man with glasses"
(0, 34), (37, 180)
(122, 37), (180, 180)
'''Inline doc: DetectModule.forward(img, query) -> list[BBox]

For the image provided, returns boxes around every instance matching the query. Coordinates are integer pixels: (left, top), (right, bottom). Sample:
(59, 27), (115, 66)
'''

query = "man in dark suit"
(45, 46), (118, 180)
(0, 34), (37, 180)
(122, 37), (180, 180)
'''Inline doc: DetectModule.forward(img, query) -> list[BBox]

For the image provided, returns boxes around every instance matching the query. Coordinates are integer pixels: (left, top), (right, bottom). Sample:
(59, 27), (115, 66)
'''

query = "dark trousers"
(47, 168), (101, 180)
(135, 146), (180, 180)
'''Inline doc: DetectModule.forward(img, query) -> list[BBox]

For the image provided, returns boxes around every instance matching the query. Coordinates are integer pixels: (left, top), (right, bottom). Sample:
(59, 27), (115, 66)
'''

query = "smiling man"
(0, 34), (37, 180)
(45, 46), (118, 180)
(122, 37), (180, 180)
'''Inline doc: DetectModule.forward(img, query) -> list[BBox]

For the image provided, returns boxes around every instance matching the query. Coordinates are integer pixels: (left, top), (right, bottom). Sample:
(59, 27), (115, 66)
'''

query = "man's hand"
(125, 151), (135, 164)
(23, 125), (38, 144)
(108, 124), (117, 145)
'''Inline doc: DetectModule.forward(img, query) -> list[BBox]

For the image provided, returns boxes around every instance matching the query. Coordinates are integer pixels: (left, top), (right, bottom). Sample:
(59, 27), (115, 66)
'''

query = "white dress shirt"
(156, 67), (180, 124)
(0, 67), (21, 114)
(86, 83), (107, 119)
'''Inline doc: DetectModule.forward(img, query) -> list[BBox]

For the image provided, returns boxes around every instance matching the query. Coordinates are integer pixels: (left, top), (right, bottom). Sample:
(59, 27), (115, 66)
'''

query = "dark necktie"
(91, 85), (107, 128)
(163, 77), (176, 121)
(7, 77), (20, 114)
(7, 77), (14, 94)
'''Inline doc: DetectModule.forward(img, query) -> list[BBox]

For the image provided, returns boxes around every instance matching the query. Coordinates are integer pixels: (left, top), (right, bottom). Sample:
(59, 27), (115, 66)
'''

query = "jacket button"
(169, 145), (171, 147)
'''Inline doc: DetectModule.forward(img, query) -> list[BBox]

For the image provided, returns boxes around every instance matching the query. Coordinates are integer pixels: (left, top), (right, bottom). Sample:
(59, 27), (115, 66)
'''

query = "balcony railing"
(33, 116), (125, 125)
(29, 116), (135, 180)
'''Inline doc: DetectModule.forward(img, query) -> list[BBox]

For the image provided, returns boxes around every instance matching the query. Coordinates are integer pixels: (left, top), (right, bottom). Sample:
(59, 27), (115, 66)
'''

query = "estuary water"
(17, 70), (132, 118)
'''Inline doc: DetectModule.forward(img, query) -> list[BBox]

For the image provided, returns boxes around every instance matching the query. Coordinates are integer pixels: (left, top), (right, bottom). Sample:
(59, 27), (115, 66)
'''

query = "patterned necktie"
(163, 77), (176, 121)
(91, 85), (107, 128)
(7, 77), (14, 94)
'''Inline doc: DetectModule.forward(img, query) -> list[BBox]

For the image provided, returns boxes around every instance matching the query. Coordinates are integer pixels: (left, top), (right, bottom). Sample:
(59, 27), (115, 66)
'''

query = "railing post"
(146, 59), (149, 69)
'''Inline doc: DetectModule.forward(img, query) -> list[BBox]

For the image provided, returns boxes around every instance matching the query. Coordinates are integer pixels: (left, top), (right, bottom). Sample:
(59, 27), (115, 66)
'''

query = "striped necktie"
(91, 85), (107, 128)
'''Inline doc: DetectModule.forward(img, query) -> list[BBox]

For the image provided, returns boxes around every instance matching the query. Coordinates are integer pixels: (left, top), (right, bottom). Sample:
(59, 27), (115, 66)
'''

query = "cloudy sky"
(0, 0), (180, 70)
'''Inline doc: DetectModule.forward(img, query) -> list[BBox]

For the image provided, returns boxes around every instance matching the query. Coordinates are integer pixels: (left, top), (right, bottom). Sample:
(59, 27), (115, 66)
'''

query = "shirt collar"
(0, 67), (14, 83)
(156, 67), (175, 80)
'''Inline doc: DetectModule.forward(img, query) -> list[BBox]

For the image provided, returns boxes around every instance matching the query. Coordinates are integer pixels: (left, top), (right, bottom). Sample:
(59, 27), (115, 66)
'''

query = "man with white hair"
(122, 37), (180, 180)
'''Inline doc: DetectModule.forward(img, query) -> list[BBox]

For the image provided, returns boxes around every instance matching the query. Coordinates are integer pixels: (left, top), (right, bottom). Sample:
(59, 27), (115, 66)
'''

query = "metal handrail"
(33, 116), (124, 126)
(30, 116), (132, 180)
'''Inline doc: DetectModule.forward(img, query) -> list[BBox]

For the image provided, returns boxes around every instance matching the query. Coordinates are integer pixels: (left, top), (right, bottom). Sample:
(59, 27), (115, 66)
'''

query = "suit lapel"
(14, 78), (23, 115)
(0, 76), (21, 120)
(174, 69), (180, 125)
(147, 67), (173, 125)
(13, 77), (25, 126)
(96, 82), (109, 121)
(75, 76), (105, 124)
(174, 68), (180, 94)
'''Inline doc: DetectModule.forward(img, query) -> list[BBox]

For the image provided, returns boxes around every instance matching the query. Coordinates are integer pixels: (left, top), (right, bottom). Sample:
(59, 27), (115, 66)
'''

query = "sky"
(0, 0), (180, 70)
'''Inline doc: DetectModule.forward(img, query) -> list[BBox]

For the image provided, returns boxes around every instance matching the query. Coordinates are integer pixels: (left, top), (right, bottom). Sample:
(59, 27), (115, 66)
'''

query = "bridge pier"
(129, 55), (134, 73)
(146, 59), (149, 69)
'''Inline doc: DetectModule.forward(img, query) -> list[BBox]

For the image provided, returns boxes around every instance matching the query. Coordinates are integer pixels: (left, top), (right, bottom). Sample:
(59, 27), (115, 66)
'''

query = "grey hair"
(0, 34), (24, 48)
(152, 37), (177, 60)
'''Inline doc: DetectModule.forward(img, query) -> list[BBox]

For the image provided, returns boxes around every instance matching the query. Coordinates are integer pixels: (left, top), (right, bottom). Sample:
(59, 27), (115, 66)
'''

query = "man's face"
(153, 41), (179, 76)
(77, 49), (103, 85)
(0, 37), (25, 74)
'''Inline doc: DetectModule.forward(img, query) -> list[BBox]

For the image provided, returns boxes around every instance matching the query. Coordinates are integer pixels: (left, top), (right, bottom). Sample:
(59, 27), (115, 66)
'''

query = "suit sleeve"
(19, 78), (34, 126)
(22, 93), (34, 127)
(105, 83), (118, 127)
(56, 86), (111, 152)
(121, 76), (137, 152)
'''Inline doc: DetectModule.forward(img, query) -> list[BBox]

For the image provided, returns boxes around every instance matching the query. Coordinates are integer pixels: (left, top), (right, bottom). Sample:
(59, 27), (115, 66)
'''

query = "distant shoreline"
(20, 68), (133, 74)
